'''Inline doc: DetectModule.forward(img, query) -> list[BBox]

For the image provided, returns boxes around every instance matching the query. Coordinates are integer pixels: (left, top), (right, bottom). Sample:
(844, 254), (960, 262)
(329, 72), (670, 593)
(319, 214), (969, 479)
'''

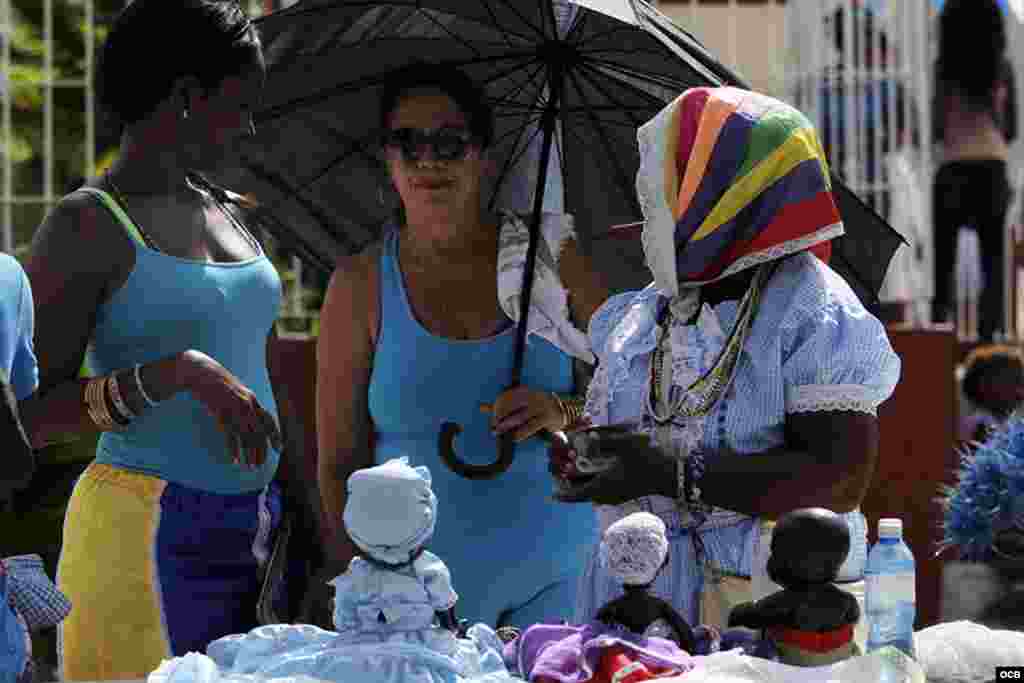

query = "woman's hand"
(481, 385), (565, 442)
(183, 349), (283, 468)
(554, 430), (678, 505)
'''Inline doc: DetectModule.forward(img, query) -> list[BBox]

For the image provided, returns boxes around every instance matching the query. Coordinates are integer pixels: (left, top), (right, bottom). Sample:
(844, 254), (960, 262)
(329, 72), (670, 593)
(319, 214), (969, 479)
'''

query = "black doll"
(729, 508), (861, 666)
(595, 512), (697, 653)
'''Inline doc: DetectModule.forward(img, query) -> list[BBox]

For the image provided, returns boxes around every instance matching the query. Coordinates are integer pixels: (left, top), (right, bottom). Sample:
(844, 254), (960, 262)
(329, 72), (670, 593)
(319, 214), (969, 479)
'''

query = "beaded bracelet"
(107, 372), (136, 424)
(133, 363), (162, 408)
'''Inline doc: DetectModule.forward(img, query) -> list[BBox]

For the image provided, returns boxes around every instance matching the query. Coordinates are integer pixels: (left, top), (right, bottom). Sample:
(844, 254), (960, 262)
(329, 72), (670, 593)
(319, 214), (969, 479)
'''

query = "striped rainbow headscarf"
(637, 87), (844, 302)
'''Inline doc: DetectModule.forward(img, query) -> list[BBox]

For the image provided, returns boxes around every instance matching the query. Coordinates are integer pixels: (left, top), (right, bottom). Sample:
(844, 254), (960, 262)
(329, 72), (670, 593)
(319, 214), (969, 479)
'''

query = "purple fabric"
(511, 621), (694, 682)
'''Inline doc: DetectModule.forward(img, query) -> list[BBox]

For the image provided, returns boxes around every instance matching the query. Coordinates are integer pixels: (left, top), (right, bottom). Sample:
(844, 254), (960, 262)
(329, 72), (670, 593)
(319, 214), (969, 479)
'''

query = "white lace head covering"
(600, 512), (669, 586)
(343, 457), (438, 565)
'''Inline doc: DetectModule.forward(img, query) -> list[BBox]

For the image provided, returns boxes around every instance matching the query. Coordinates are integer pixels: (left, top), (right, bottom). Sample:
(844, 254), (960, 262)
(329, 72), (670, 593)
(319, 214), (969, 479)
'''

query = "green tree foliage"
(4, 0), (124, 249)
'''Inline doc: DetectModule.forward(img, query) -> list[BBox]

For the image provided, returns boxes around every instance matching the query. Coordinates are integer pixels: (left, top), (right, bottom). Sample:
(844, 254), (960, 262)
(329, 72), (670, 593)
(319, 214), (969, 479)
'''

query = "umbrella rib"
(572, 21), (641, 48)
(487, 103), (549, 213)
(475, 56), (545, 107)
(241, 160), (363, 255)
(578, 61), (682, 108)
(296, 141), (375, 198)
(563, 68), (643, 218)
(490, 0), (547, 40)
(477, 0), (519, 49)
(640, 14), (736, 88)
(574, 61), (647, 130)
(413, 6), (484, 58)
(258, 52), (544, 123)
(489, 54), (549, 114)
(491, 112), (545, 148)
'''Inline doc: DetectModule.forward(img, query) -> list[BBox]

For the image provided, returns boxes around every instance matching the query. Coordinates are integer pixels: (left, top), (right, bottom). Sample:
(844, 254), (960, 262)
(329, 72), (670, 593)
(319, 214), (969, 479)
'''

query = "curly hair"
(961, 344), (1024, 409)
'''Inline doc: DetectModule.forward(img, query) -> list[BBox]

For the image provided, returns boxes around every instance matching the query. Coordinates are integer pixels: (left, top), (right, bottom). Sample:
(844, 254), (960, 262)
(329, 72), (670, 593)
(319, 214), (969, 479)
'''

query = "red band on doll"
(766, 623), (854, 653)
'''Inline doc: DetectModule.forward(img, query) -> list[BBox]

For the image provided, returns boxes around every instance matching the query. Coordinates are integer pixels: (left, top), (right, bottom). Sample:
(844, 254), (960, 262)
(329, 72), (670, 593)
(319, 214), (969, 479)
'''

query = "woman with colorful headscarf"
(554, 87), (901, 634)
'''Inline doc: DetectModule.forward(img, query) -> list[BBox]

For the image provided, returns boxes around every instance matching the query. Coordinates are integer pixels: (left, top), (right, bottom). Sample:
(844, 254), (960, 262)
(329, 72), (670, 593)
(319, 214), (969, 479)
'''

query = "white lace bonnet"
(600, 511), (670, 586)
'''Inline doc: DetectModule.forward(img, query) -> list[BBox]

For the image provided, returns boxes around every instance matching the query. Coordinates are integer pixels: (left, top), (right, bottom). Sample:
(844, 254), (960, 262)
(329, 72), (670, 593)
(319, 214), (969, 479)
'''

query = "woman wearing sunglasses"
(316, 63), (609, 630)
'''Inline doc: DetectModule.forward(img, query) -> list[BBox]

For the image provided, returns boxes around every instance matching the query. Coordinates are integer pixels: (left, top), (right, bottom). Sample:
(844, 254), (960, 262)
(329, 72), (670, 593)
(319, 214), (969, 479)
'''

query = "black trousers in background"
(932, 159), (1011, 341)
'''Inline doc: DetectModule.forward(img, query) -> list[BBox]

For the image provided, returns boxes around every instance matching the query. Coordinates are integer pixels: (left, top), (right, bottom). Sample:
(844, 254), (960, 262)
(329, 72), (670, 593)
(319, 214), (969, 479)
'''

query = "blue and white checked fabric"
(1, 554), (71, 631)
(576, 252), (900, 625)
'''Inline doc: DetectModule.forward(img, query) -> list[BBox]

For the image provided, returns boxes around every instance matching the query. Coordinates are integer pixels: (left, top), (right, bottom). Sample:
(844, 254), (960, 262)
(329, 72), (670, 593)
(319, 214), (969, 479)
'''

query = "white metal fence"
(784, 0), (933, 220)
(1, 0), (96, 255)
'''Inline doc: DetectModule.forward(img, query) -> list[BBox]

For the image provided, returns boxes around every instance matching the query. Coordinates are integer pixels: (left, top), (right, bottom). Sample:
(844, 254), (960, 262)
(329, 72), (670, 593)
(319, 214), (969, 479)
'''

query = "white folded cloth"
(497, 212), (595, 364)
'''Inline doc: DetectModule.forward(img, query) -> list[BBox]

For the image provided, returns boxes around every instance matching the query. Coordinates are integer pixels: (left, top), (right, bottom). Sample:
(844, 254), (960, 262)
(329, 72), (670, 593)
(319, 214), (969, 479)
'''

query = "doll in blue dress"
(330, 456), (461, 649)
(152, 458), (515, 683)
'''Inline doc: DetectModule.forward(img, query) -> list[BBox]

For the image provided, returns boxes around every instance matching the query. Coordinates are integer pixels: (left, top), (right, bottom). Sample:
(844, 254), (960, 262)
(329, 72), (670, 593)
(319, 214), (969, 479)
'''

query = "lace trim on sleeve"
(786, 384), (882, 416)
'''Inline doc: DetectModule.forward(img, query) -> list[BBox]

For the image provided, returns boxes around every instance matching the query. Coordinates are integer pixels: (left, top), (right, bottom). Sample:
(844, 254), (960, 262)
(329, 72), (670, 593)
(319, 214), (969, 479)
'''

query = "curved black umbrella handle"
(438, 59), (564, 481)
(438, 421), (516, 480)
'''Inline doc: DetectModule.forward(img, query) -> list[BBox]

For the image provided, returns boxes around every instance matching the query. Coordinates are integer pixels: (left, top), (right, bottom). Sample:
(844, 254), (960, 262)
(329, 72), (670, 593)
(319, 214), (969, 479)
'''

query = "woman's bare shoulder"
(322, 240), (386, 342)
(28, 188), (133, 285)
(332, 240), (383, 285)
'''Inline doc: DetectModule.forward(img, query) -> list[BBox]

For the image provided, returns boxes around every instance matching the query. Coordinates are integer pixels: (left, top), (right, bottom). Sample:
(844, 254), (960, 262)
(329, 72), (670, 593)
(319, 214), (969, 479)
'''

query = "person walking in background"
(932, 0), (1016, 340)
(18, 1), (317, 679)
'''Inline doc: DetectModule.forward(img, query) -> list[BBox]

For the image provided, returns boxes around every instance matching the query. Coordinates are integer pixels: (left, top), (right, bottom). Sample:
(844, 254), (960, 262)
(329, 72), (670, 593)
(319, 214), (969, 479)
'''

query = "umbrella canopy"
(225, 0), (902, 310)
(223, 0), (720, 270)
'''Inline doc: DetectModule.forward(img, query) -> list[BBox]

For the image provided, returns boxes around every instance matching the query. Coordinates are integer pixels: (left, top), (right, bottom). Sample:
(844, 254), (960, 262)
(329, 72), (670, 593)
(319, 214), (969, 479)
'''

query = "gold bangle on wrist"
(108, 372), (136, 424)
(558, 395), (586, 430)
(85, 377), (117, 431)
(551, 393), (569, 430)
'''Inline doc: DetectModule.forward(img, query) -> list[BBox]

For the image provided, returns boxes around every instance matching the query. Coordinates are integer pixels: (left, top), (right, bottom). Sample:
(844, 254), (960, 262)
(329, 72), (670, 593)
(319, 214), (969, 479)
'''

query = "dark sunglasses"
(381, 126), (479, 163)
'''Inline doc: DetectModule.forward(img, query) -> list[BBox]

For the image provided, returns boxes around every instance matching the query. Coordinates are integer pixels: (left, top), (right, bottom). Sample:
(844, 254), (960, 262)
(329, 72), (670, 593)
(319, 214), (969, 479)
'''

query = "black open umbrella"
(221, 0), (904, 479)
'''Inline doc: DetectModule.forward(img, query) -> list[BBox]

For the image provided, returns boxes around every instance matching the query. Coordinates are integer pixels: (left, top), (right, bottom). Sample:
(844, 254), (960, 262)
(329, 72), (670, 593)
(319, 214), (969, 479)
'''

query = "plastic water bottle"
(865, 518), (916, 658)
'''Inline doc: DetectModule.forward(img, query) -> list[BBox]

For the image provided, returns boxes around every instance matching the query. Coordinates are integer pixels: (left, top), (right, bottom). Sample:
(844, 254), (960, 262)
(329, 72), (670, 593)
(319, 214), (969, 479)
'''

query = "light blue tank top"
(80, 188), (282, 495)
(368, 229), (597, 623)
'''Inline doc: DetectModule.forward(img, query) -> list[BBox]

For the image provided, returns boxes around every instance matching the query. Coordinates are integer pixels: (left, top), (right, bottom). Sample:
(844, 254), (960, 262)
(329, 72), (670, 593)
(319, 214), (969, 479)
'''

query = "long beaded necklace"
(646, 262), (771, 424)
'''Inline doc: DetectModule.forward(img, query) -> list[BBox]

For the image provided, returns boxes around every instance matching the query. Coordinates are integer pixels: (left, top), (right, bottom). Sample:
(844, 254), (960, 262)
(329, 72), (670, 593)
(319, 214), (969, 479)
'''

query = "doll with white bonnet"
(153, 459), (522, 682)
(596, 512), (695, 652)
(332, 457), (461, 643)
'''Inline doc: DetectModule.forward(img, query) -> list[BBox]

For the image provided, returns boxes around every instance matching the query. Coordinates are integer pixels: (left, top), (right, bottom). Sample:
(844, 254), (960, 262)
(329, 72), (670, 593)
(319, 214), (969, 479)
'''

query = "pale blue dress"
(150, 553), (517, 683)
(575, 253), (901, 626)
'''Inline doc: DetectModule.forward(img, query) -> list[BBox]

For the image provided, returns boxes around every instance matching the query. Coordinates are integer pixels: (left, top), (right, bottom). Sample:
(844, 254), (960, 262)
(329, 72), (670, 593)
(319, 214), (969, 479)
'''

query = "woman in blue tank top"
(317, 64), (610, 631)
(19, 3), (314, 680)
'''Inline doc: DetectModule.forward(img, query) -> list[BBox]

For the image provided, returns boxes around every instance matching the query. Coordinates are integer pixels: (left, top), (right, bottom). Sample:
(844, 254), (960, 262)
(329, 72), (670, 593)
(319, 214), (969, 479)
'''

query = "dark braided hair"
(98, 0), (260, 134)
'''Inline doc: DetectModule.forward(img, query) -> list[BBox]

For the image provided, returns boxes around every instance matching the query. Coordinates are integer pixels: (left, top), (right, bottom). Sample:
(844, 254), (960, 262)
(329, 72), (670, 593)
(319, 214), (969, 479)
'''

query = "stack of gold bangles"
(84, 372), (140, 431)
(554, 394), (587, 431)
